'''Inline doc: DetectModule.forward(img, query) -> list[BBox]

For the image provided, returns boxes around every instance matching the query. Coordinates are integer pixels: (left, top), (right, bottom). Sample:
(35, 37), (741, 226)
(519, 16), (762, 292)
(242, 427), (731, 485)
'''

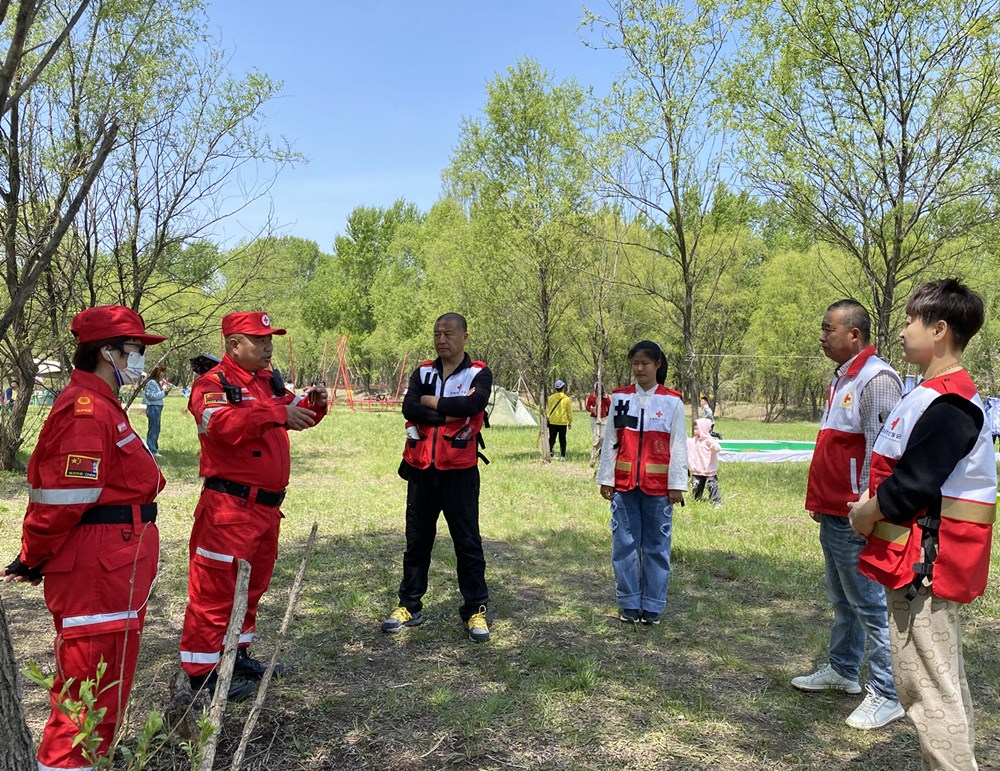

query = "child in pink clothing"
(688, 418), (722, 507)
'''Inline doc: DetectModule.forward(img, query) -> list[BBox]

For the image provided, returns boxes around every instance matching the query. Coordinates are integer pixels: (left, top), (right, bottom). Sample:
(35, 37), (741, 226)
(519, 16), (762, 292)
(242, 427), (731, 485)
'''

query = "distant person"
(699, 395), (713, 423)
(381, 313), (493, 642)
(2, 305), (167, 770)
(596, 341), (687, 625)
(586, 383), (611, 454)
(688, 418), (722, 508)
(142, 364), (171, 457)
(4, 378), (17, 410)
(796, 299), (904, 730)
(850, 279), (996, 771)
(546, 379), (572, 461)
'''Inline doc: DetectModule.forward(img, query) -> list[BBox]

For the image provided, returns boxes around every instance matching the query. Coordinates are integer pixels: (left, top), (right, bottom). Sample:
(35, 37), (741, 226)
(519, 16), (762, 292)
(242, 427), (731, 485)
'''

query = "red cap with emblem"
(221, 311), (286, 336)
(71, 305), (167, 345)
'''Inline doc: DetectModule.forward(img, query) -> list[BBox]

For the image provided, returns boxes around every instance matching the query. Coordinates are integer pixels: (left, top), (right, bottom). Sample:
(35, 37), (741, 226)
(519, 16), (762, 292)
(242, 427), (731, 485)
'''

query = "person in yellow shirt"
(546, 379), (573, 461)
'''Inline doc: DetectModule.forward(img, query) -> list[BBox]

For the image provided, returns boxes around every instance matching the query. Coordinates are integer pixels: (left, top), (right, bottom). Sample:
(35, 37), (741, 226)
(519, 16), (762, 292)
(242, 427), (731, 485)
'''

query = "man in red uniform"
(179, 311), (327, 699)
(3, 305), (167, 770)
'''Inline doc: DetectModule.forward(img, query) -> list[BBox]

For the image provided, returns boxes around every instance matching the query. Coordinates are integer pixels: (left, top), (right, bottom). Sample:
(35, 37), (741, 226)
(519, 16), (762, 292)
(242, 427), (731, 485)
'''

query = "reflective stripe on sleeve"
(39, 762), (93, 771)
(239, 631), (255, 644)
(116, 433), (138, 448)
(200, 407), (222, 434)
(195, 546), (234, 564)
(62, 610), (139, 630)
(180, 650), (222, 665)
(29, 486), (103, 505)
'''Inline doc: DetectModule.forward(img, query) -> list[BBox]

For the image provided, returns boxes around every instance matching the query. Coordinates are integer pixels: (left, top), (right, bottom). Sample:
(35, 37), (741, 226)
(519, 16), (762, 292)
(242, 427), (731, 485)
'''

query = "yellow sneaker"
(381, 606), (424, 633)
(467, 605), (490, 643)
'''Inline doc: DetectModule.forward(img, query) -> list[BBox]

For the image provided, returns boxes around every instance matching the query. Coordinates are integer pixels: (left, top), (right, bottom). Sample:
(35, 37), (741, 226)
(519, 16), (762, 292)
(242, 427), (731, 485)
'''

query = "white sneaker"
(845, 687), (905, 730)
(791, 663), (862, 694)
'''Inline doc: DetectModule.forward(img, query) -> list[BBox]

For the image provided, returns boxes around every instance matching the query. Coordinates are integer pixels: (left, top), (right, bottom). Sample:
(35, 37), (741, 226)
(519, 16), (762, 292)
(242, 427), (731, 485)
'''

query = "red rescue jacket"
(20, 369), (165, 568)
(189, 354), (326, 491)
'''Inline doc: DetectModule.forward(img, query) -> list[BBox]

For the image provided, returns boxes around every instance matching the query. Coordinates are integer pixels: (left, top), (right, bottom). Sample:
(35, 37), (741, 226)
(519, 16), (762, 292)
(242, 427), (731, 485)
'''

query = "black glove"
(4, 556), (44, 582)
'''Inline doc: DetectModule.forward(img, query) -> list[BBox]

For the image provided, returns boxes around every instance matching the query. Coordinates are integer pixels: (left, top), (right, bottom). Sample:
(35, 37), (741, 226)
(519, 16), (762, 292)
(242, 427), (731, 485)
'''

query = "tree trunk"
(0, 597), (36, 771)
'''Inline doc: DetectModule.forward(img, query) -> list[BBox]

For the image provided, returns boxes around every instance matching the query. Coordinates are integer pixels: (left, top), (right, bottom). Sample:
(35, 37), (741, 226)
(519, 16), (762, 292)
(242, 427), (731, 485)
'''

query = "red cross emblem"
(655, 410), (663, 417)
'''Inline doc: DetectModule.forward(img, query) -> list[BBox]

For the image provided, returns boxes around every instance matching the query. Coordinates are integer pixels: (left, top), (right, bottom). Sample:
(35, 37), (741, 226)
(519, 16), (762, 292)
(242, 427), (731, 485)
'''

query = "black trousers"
(548, 424), (568, 456)
(691, 474), (722, 505)
(398, 465), (488, 621)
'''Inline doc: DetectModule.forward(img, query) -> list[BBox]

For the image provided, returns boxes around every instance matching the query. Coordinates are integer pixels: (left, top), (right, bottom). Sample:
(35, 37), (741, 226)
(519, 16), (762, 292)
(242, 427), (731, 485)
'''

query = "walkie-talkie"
(270, 368), (288, 397)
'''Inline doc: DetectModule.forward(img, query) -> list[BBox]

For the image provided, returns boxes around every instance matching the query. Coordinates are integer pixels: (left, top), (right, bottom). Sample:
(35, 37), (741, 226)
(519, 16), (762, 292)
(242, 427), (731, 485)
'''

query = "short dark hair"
(905, 278), (984, 351)
(435, 312), (467, 332)
(826, 299), (871, 344)
(628, 340), (668, 385)
(72, 337), (127, 372)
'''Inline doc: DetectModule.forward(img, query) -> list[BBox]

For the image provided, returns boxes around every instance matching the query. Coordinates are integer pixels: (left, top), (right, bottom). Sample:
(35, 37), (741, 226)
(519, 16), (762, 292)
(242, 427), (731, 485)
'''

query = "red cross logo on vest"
(655, 410), (663, 418)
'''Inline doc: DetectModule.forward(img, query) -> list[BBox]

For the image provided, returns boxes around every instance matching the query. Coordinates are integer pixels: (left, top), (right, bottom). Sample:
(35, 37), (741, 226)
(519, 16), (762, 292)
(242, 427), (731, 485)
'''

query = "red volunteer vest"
(859, 371), (997, 603)
(611, 384), (682, 496)
(805, 347), (900, 516)
(402, 359), (486, 471)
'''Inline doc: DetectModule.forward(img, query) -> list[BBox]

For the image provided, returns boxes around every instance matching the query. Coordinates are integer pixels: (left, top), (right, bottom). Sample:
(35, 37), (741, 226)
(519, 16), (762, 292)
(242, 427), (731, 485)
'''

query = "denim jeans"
(398, 465), (488, 621)
(145, 405), (162, 455)
(819, 514), (897, 700)
(609, 488), (673, 613)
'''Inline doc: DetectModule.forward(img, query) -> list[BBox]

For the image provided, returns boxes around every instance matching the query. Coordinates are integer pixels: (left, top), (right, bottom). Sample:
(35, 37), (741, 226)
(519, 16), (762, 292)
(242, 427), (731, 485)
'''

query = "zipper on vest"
(636, 407), (645, 488)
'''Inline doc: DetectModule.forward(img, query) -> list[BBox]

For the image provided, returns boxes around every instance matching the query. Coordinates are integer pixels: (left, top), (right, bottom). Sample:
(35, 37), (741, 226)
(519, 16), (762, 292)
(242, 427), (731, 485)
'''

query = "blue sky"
(205, 1), (622, 252)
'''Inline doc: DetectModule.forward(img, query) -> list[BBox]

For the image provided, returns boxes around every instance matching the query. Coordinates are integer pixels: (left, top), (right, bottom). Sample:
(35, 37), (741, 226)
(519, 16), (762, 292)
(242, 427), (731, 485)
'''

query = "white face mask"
(105, 349), (146, 385)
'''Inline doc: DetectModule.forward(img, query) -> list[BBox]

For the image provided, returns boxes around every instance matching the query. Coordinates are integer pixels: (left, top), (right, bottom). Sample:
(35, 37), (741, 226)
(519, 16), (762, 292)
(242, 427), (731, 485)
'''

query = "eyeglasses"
(117, 342), (146, 355)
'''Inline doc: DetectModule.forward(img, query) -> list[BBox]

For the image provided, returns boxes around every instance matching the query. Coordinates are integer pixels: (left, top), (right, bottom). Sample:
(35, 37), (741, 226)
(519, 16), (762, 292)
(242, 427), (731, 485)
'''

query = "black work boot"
(233, 647), (286, 680)
(189, 670), (256, 702)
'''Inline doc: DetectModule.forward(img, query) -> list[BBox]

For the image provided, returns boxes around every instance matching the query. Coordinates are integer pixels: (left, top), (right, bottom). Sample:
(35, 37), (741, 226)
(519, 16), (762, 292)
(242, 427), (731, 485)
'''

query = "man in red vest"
(795, 300), (904, 730)
(381, 313), (493, 642)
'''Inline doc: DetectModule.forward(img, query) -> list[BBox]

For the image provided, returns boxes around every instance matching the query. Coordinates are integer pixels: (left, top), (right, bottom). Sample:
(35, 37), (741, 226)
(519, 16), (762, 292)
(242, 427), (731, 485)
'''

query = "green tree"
(447, 58), (593, 459)
(583, 0), (750, 420)
(731, 0), (1000, 352)
(302, 200), (423, 388)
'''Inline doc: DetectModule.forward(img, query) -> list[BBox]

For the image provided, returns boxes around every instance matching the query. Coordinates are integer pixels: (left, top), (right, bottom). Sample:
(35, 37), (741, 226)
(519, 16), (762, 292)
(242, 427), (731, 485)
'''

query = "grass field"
(1, 400), (998, 770)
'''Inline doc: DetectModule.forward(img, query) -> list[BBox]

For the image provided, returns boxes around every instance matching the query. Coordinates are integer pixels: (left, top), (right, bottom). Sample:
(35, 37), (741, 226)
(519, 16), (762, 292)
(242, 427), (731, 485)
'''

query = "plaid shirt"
(834, 354), (902, 490)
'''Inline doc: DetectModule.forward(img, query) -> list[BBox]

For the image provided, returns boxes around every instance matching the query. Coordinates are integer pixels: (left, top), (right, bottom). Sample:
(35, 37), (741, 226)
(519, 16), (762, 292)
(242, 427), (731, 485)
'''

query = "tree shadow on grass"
(9, 519), (998, 771)
(147, 524), (999, 771)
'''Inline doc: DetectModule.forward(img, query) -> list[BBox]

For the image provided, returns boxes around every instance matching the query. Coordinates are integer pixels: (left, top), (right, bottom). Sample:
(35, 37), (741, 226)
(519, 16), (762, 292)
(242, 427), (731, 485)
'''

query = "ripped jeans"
(609, 488), (673, 614)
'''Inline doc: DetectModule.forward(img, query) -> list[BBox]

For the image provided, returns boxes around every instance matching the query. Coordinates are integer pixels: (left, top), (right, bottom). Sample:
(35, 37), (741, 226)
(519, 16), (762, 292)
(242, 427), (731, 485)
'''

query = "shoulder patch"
(65, 454), (100, 480)
(204, 392), (227, 406)
(74, 395), (95, 417)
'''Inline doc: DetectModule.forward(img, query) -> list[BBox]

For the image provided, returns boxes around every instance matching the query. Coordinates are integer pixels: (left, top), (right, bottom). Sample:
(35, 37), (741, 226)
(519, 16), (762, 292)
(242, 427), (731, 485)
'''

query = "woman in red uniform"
(3, 305), (167, 771)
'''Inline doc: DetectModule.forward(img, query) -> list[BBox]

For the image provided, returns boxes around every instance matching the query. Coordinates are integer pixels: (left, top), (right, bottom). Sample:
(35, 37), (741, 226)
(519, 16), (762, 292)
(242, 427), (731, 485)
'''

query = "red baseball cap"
(221, 311), (286, 337)
(71, 306), (167, 345)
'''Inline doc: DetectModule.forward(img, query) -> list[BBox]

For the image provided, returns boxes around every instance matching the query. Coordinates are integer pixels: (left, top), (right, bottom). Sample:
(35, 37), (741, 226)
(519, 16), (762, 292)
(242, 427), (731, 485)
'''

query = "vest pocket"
(932, 519), (992, 603)
(858, 521), (919, 589)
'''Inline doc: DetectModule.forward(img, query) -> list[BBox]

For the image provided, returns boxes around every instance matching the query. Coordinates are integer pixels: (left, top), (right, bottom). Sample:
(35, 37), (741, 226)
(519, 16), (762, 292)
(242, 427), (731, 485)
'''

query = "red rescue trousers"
(38, 523), (158, 770)
(179, 489), (282, 676)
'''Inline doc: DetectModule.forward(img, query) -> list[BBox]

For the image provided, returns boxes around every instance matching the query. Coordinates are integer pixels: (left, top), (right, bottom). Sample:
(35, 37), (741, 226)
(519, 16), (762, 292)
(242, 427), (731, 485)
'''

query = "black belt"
(204, 477), (285, 507)
(80, 503), (157, 525)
